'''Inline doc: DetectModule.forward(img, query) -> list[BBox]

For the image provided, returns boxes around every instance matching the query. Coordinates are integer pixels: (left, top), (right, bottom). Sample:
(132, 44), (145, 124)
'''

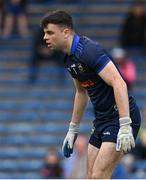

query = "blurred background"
(0, 0), (146, 179)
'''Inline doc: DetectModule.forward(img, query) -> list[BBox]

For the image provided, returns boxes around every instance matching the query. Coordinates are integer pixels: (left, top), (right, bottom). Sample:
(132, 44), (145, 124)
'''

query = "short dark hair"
(41, 10), (73, 30)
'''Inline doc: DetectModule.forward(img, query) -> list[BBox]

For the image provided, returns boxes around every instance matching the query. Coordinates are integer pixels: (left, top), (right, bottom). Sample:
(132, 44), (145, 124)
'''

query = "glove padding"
(116, 117), (135, 153)
(62, 122), (79, 158)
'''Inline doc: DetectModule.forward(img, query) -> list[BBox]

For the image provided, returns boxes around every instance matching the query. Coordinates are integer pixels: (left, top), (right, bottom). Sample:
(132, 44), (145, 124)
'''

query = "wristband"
(69, 122), (79, 133)
(119, 117), (132, 126)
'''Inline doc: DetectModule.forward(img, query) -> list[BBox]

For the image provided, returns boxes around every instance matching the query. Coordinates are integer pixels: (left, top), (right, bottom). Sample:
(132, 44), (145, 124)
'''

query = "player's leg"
(91, 142), (123, 179)
(87, 143), (99, 178)
(87, 127), (102, 178)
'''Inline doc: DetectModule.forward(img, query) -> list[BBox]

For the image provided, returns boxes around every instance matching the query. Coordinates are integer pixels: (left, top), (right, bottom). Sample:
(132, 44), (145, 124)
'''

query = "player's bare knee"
(91, 168), (105, 179)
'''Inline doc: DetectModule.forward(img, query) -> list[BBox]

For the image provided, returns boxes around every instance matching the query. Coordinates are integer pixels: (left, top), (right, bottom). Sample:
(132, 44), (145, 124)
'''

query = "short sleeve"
(80, 40), (111, 74)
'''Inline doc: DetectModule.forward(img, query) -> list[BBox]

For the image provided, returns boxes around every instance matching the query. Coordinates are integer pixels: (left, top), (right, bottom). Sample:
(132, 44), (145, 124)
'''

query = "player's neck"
(63, 33), (74, 55)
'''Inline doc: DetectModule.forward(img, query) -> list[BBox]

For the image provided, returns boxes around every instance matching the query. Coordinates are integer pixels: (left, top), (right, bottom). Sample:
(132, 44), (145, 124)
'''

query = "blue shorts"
(89, 103), (141, 149)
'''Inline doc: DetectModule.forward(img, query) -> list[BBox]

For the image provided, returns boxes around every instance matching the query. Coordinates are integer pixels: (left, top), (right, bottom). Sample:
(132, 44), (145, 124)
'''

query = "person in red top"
(111, 48), (137, 91)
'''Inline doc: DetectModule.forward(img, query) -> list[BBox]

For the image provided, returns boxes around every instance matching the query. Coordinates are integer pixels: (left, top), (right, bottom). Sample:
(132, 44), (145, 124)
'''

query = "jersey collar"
(70, 34), (80, 55)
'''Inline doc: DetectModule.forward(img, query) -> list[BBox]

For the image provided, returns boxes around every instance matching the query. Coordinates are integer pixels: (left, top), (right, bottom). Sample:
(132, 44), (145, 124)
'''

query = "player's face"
(43, 24), (68, 51)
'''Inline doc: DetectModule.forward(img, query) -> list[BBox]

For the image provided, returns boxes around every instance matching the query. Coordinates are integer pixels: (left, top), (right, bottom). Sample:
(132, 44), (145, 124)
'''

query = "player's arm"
(98, 61), (135, 153)
(98, 61), (129, 118)
(62, 78), (88, 158)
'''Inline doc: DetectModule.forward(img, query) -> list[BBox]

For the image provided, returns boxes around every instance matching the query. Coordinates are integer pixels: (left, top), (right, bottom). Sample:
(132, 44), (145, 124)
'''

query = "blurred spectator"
(142, 108), (146, 124)
(28, 28), (65, 83)
(111, 48), (137, 91)
(134, 128), (146, 160)
(41, 148), (63, 179)
(112, 153), (136, 178)
(2, 0), (30, 38)
(112, 162), (127, 179)
(0, 0), (4, 33)
(130, 127), (146, 178)
(120, 0), (146, 53)
(122, 154), (136, 173)
(63, 135), (87, 179)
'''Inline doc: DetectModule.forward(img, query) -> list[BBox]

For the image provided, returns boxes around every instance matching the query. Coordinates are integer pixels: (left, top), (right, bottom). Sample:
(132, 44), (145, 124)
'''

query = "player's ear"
(63, 28), (70, 39)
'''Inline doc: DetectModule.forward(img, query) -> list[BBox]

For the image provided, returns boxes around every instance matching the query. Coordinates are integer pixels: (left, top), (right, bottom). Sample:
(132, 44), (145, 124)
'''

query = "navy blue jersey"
(64, 34), (135, 121)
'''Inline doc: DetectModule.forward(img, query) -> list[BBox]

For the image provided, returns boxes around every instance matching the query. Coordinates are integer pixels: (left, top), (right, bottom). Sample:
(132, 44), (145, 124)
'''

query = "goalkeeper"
(41, 10), (141, 179)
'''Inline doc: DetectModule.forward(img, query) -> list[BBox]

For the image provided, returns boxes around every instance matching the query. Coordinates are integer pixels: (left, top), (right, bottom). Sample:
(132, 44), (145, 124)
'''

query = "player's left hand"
(116, 117), (135, 153)
(62, 122), (79, 158)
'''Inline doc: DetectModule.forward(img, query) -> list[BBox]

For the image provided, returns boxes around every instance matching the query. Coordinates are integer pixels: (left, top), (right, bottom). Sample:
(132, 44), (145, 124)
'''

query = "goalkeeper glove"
(62, 122), (79, 158)
(116, 117), (135, 153)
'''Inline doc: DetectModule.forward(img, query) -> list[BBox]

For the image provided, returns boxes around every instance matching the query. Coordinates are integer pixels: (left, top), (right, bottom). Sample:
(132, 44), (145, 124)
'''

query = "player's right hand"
(62, 122), (79, 158)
